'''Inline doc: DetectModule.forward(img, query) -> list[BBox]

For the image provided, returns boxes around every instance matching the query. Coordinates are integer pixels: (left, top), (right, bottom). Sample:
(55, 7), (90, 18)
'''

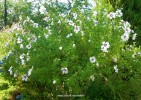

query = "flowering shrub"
(1, 0), (141, 99)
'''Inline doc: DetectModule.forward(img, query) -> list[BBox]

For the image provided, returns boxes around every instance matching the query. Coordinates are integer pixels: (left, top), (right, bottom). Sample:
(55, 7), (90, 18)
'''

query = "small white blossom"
(112, 57), (117, 62)
(124, 27), (131, 34)
(121, 33), (129, 41)
(20, 44), (24, 49)
(74, 26), (80, 34)
(89, 56), (96, 63)
(17, 38), (23, 44)
(26, 44), (32, 49)
(90, 75), (95, 81)
(114, 65), (118, 73)
(73, 13), (77, 20)
(115, 9), (123, 17)
(39, 5), (46, 14)
(22, 74), (28, 81)
(59, 47), (62, 50)
(68, 20), (74, 26)
(73, 44), (76, 48)
(107, 12), (116, 19)
(93, 11), (97, 17)
(8, 66), (13, 75)
(61, 68), (68, 74)
(132, 33), (137, 40)
(53, 80), (56, 84)
(20, 53), (25, 60)
(101, 42), (110, 52)
(28, 66), (33, 76)
(21, 59), (25, 65)
(45, 34), (49, 39)
(14, 71), (18, 78)
(66, 33), (73, 38)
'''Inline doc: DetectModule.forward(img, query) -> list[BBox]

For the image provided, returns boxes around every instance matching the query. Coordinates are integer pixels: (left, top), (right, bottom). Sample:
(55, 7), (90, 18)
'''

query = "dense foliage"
(1, 0), (141, 99)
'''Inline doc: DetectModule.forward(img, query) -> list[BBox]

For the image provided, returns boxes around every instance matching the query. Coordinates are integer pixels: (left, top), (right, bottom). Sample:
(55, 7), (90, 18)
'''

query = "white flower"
(132, 52), (137, 58)
(73, 13), (77, 20)
(17, 38), (23, 44)
(27, 56), (30, 61)
(20, 44), (24, 49)
(124, 21), (131, 28)
(73, 44), (76, 48)
(89, 75), (95, 81)
(68, 20), (74, 26)
(101, 42), (110, 52)
(74, 26), (80, 34)
(96, 62), (99, 67)
(8, 66), (13, 75)
(14, 71), (18, 78)
(121, 33), (129, 41)
(114, 65), (118, 73)
(59, 47), (62, 50)
(115, 9), (123, 17)
(21, 59), (25, 65)
(39, 5), (46, 14)
(33, 23), (38, 28)
(107, 12), (116, 19)
(124, 27), (131, 34)
(22, 74), (28, 81)
(43, 16), (50, 22)
(45, 34), (49, 38)
(53, 80), (56, 84)
(28, 66), (33, 76)
(94, 20), (98, 26)
(66, 33), (73, 38)
(26, 44), (32, 49)
(20, 53), (25, 60)
(61, 68), (68, 74)
(89, 56), (96, 63)
(93, 11), (97, 17)
(112, 57), (117, 62)
(132, 33), (137, 40)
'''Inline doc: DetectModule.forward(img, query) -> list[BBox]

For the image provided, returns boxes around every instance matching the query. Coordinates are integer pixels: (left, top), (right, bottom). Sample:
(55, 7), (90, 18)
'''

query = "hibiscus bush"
(1, 0), (141, 99)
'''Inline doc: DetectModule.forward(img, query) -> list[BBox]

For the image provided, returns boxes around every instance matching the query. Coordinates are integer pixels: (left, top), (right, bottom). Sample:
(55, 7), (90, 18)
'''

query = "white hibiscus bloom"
(28, 66), (33, 76)
(39, 5), (46, 14)
(74, 26), (80, 34)
(132, 33), (137, 40)
(73, 44), (76, 48)
(107, 12), (116, 19)
(17, 37), (23, 44)
(59, 47), (62, 50)
(68, 20), (74, 26)
(22, 74), (28, 81)
(53, 80), (56, 84)
(89, 75), (95, 81)
(61, 68), (68, 74)
(26, 44), (32, 49)
(21, 59), (25, 65)
(73, 13), (77, 20)
(20, 53), (25, 60)
(121, 33), (129, 41)
(8, 66), (13, 75)
(113, 65), (118, 73)
(89, 56), (96, 63)
(101, 41), (110, 52)
(123, 27), (131, 34)
(20, 44), (24, 49)
(115, 9), (123, 17)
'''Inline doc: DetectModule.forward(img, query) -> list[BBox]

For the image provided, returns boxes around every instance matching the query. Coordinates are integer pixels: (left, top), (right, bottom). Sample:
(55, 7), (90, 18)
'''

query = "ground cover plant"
(1, 0), (141, 99)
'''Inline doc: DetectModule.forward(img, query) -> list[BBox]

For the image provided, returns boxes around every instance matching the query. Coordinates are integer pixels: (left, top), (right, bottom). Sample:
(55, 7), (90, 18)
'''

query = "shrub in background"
(1, 0), (141, 99)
